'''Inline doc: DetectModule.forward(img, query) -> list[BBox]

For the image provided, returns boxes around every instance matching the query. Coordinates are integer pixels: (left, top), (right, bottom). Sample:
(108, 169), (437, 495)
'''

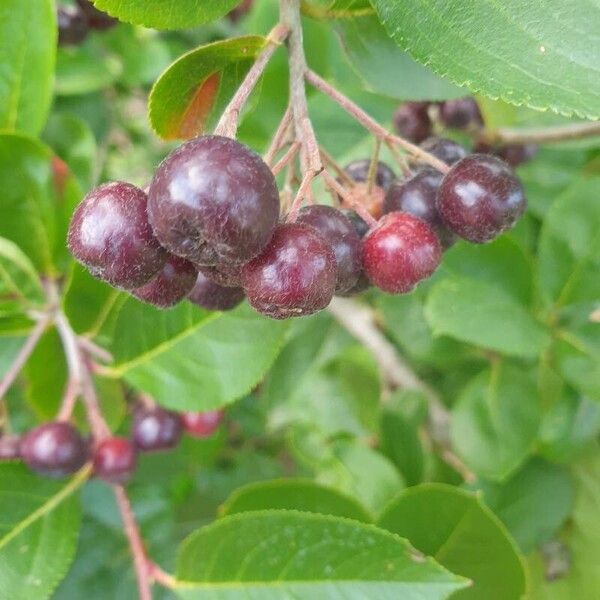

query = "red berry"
(363, 212), (442, 294)
(437, 154), (526, 243)
(187, 272), (245, 311)
(242, 223), (337, 319)
(440, 97), (483, 130)
(181, 410), (224, 438)
(93, 437), (136, 484)
(131, 254), (197, 308)
(132, 407), (182, 452)
(393, 102), (431, 143)
(20, 422), (88, 477)
(197, 263), (243, 288)
(68, 182), (167, 289)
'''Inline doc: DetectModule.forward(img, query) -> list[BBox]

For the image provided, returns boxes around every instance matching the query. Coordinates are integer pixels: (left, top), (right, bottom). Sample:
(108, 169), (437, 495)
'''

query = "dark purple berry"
(132, 407), (182, 452)
(420, 137), (468, 166)
(187, 272), (245, 311)
(131, 254), (197, 308)
(93, 437), (136, 484)
(68, 182), (167, 289)
(181, 410), (224, 438)
(437, 154), (527, 244)
(440, 97), (483, 130)
(20, 422), (88, 477)
(0, 436), (21, 460)
(336, 271), (371, 297)
(496, 144), (538, 168)
(58, 6), (89, 46)
(227, 0), (253, 22)
(384, 168), (456, 248)
(76, 0), (118, 30)
(148, 135), (280, 266)
(297, 205), (362, 294)
(393, 102), (432, 143)
(344, 159), (396, 191)
(363, 212), (441, 294)
(197, 263), (243, 288)
(242, 223), (336, 319)
(343, 210), (370, 239)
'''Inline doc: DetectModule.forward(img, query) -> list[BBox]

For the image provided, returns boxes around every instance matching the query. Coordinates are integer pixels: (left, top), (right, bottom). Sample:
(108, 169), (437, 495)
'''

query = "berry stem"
(78, 336), (113, 363)
(385, 140), (411, 177)
(321, 170), (377, 227)
(491, 120), (600, 145)
(319, 146), (356, 188)
(214, 23), (289, 138)
(264, 105), (293, 165)
(305, 69), (450, 174)
(271, 141), (300, 176)
(287, 169), (318, 221)
(366, 137), (381, 193)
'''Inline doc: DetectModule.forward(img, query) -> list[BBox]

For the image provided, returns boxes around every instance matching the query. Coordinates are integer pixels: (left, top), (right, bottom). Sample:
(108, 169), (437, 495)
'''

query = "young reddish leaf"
(149, 36), (268, 141)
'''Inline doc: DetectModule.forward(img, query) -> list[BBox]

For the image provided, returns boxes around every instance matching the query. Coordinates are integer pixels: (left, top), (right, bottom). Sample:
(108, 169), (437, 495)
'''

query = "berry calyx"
(20, 422), (88, 477)
(297, 205), (362, 294)
(58, 6), (89, 46)
(439, 97), (483, 130)
(187, 272), (245, 311)
(384, 168), (456, 248)
(132, 407), (182, 452)
(242, 223), (337, 319)
(437, 154), (526, 244)
(181, 410), (224, 438)
(131, 254), (197, 308)
(344, 159), (397, 191)
(68, 182), (167, 289)
(93, 437), (136, 484)
(420, 137), (468, 166)
(148, 135), (279, 266)
(393, 102), (432, 143)
(363, 212), (442, 294)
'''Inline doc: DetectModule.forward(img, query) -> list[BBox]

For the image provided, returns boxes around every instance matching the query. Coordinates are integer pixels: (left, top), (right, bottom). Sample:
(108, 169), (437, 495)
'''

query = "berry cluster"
(1, 407), (224, 482)
(58, 0), (117, 47)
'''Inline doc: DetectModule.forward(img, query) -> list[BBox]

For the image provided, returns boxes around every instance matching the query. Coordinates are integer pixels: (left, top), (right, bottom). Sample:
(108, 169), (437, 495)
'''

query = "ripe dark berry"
(76, 0), (118, 30)
(58, 6), (89, 46)
(440, 97), (483, 130)
(132, 407), (182, 452)
(148, 136), (279, 266)
(68, 182), (167, 289)
(197, 263), (243, 288)
(181, 410), (224, 438)
(20, 422), (88, 477)
(420, 137), (468, 166)
(297, 205), (362, 294)
(0, 435), (21, 460)
(497, 144), (538, 168)
(93, 437), (136, 484)
(131, 254), (197, 308)
(437, 154), (527, 244)
(393, 102), (432, 143)
(242, 223), (336, 319)
(344, 159), (396, 191)
(384, 168), (456, 248)
(227, 0), (253, 22)
(363, 212), (441, 294)
(336, 271), (371, 297)
(342, 210), (370, 239)
(187, 272), (245, 311)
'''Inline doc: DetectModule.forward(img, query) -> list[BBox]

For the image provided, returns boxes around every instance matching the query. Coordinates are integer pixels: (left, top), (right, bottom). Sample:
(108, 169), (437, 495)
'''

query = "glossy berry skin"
(437, 154), (526, 244)
(68, 182), (167, 289)
(187, 272), (245, 311)
(198, 263), (243, 288)
(242, 223), (336, 319)
(344, 159), (396, 191)
(20, 422), (88, 478)
(76, 0), (118, 30)
(343, 209), (370, 239)
(393, 102), (431, 143)
(93, 437), (136, 484)
(0, 436), (21, 460)
(148, 136), (279, 266)
(363, 212), (441, 294)
(132, 254), (197, 308)
(132, 407), (182, 452)
(420, 137), (468, 166)
(181, 410), (224, 438)
(440, 97), (483, 130)
(297, 205), (362, 294)
(58, 6), (89, 46)
(384, 168), (456, 248)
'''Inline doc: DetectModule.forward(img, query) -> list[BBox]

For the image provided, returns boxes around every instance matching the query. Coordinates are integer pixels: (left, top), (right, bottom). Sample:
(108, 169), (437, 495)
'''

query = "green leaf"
(149, 36), (267, 140)
(378, 484), (526, 600)
(0, 238), (44, 310)
(175, 511), (468, 598)
(220, 479), (372, 522)
(451, 364), (541, 480)
(106, 301), (288, 411)
(370, 0), (600, 119)
(0, 463), (86, 600)
(93, 0), (241, 30)
(336, 16), (463, 101)
(301, 0), (374, 19)
(474, 459), (574, 554)
(538, 176), (600, 309)
(0, 133), (80, 274)
(0, 0), (56, 135)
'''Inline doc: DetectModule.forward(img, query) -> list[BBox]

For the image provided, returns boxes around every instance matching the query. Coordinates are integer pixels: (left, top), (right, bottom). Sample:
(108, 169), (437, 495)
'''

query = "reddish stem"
(271, 141), (300, 176)
(321, 170), (378, 227)
(264, 105), (293, 165)
(286, 169), (318, 221)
